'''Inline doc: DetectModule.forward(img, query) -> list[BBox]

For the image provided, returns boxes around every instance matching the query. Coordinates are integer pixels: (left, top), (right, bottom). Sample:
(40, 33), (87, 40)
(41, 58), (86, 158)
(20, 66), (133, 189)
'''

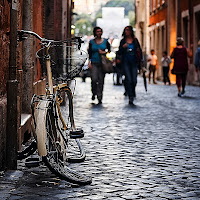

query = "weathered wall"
(45, 0), (55, 40)
(148, 0), (200, 85)
(149, 7), (167, 26)
(54, 0), (62, 40)
(0, 0), (10, 170)
(33, 0), (45, 81)
(0, 98), (7, 170)
(0, 0), (10, 95)
(0, 0), (73, 170)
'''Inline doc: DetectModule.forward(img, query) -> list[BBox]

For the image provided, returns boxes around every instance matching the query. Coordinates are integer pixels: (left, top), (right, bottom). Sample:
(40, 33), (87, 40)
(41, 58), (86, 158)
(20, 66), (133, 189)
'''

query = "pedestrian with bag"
(117, 25), (143, 105)
(194, 40), (200, 84)
(161, 51), (172, 85)
(170, 37), (192, 97)
(148, 49), (158, 84)
(88, 27), (111, 104)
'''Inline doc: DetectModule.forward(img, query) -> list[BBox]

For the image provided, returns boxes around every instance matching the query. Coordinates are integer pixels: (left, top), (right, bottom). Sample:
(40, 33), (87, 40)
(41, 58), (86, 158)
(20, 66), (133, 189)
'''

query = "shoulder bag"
(101, 54), (113, 73)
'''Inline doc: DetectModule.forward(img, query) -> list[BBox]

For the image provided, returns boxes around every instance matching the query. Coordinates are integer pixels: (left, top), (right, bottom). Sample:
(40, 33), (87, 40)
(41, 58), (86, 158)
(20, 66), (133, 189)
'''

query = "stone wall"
(0, 1), (10, 170)
(0, 1), (10, 95)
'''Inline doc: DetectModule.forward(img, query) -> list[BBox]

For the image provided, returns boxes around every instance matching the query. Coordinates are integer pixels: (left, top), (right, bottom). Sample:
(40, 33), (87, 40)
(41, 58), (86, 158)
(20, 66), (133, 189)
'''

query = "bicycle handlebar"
(18, 30), (84, 48)
(18, 30), (44, 41)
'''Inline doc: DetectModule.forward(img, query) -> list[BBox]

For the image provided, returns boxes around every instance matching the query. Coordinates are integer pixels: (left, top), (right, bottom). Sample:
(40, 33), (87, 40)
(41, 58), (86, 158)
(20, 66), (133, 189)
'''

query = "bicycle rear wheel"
(43, 103), (91, 185)
(56, 86), (85, 162)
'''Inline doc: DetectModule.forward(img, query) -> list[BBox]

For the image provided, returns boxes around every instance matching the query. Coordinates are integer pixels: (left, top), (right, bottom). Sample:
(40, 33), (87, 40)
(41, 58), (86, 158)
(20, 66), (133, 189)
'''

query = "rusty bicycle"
(17, 30), (92, 185)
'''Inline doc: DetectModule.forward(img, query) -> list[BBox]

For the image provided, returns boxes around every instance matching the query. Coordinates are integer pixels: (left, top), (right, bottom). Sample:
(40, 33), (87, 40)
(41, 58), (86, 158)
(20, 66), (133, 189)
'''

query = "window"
(157, 0), (160, 8)
(150, 0), (152, 13)
(153, 0), (156, 10)
(183, 17), (189, 48)
(195, 11), (200, 42)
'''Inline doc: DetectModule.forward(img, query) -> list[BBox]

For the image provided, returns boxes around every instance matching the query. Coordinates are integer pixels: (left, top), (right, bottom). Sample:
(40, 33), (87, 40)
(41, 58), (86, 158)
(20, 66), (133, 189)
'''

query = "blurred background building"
(74, 0), (110, 16)
(97, 7), (129, 39)
(135, 0), (200, 84)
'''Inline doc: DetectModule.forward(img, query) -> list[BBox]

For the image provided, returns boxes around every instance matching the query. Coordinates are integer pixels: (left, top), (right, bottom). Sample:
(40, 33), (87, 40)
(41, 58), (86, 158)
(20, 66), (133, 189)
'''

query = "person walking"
(148, 49), (158, 84)
(194, 40), (200, 84)
(88, 27), (111, 104)
(161, 51), (172, 85)
(170, 37), (192, 97)
(117, 25), (143, 105)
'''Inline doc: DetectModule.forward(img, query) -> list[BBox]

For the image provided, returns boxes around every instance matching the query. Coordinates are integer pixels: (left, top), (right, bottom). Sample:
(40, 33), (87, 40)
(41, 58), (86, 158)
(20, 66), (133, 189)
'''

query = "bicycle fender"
(35, 100), (49, 156)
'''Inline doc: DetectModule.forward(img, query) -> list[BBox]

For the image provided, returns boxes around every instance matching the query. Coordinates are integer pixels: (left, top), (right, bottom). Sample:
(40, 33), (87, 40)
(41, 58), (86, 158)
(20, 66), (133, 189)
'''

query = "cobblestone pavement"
(1, 74), (200, 200)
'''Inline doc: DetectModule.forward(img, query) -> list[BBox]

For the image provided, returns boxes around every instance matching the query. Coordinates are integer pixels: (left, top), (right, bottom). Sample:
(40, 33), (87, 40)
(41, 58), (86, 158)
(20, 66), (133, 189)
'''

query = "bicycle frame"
(55, 84), (76, 131)
(17, 30), (92, 185)
(36, 47), (77, 156)
(18, 30), (81, 156)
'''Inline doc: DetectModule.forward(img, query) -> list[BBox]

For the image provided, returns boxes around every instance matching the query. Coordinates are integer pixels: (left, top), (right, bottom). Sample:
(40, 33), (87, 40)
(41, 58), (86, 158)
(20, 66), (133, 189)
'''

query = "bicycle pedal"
(25, 157), (40, 168)
(70, 128), (84, 139)
(17, 141), (37, 160)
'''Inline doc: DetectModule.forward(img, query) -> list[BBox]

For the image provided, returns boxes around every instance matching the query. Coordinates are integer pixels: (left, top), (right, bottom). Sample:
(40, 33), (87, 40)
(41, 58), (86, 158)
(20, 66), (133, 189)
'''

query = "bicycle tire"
(43, 104), (91, 185)
(55, 86), (86, 162)
(42, 156), (92, 185)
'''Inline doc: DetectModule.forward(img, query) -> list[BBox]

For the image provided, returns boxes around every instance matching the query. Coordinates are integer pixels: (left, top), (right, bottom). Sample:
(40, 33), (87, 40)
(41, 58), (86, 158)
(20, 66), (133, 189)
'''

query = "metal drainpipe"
(6, 0), (18, 170)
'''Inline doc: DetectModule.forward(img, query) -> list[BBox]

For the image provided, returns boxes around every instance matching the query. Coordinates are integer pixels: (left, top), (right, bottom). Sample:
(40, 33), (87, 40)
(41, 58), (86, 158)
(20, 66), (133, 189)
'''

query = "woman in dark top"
(117, 26), (143, 104)
(171, 37), (192, 97)
(88, 27), (111, 104)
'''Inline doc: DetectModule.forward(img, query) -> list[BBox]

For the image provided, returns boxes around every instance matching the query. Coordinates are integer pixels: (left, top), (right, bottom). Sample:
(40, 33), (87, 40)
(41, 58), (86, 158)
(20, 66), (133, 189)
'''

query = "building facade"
(74, 0), (110, 16)
(136, 0), (200, 84)
(97, 7), (129, 39)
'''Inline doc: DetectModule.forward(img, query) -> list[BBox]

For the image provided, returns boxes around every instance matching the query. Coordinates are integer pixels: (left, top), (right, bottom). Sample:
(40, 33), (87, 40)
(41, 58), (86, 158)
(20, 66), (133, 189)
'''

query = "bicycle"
(17, 30), (92, 185)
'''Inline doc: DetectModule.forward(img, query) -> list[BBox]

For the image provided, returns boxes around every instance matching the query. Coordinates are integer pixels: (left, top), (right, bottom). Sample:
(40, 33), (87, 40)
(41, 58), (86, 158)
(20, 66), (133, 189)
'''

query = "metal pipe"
(6, 0), (18, 170)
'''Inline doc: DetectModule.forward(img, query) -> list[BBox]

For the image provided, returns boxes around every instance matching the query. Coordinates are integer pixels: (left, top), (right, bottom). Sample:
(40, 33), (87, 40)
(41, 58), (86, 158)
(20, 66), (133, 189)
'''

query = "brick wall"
(0, 1), (10, 95)
(149, 7), (167, 25)
(45, 0), (55, 40)
(54, 0), (62, 40)
(44, 0), (64, 78)
(33, 0), (45, 81)
(0, 0), (10, 170)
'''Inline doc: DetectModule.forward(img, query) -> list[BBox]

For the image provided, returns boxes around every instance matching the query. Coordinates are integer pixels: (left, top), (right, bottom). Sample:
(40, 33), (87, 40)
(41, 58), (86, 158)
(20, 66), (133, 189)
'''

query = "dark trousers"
(162, 66), (170, 84)
(149, 64), (156, 83)
(123, 59), (138, 98)
(176, 73), (187, 90)
(91, 63), (105, 101)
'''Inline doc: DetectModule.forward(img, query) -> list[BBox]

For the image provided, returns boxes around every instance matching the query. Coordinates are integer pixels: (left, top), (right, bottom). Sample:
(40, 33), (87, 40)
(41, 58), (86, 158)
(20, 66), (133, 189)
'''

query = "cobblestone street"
(1, 74), (200, 200)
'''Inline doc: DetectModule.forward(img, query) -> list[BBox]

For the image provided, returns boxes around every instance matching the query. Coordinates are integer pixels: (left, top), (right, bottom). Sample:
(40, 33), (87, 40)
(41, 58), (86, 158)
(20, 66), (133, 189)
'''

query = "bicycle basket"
(36, 40), (88, 80)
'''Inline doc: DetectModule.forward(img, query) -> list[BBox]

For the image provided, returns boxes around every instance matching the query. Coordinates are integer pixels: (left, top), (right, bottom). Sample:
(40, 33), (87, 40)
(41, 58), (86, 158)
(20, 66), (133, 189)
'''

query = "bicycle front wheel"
(43, 103), (91, 185)
(56, 86), (86, 162)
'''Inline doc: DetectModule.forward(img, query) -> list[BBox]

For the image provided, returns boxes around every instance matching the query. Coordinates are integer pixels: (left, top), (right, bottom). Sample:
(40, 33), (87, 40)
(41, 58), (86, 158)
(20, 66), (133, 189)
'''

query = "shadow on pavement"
(90, 103), (104, 109)
(124, 104), (138, 109)
(181, 95), (199, 100)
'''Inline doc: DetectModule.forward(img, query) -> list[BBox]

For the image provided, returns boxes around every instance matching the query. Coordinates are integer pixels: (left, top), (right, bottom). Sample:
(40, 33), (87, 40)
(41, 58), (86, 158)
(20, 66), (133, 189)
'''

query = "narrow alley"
(1, 75), (200, 200)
